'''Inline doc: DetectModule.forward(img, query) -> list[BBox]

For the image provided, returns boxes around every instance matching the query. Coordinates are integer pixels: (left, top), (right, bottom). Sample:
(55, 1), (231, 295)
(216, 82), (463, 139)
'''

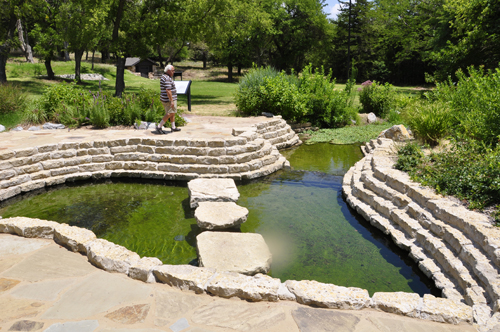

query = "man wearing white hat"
(157, 64), (181, 133)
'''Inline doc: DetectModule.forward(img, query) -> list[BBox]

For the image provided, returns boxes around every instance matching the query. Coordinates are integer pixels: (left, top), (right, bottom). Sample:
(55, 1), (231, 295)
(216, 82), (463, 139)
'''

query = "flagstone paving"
(0, 233), (477, 332)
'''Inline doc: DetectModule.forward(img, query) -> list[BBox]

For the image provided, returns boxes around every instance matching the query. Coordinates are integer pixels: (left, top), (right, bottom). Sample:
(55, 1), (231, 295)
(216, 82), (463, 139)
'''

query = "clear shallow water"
(0, 143), (438, 296)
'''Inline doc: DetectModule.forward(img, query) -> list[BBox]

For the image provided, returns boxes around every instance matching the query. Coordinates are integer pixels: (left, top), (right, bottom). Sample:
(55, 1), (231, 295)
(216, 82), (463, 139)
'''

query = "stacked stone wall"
(0, 117), (299, 203)
(343, 137), (500, 331)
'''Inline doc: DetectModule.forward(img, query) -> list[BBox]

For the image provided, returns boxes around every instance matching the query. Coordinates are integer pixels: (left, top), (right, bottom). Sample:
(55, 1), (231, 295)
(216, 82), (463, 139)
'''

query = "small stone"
(195, 202), (248, 230)
(129, 256), (162, 283)
(53, 224), (96, 254)
(42, 123), (65, 130)
(104, 304), (150, 324)
(8, 320), (44, 331)
(169, 318), (190, 332)
(420, 294), (473, 324)
(85, 239), (140, 274)
(28, 126), (40, 131)
(378, 124), (412, 141)
(278, 282), (296, 301)
(206, 272), (280, 302)
(371, 292), (421, 318)
(0, 124), (5, 132)
(286, 279), (370, 310)
(153, 264), (216, 294)
(197, 231), (272, 275)
(2, 217), (59, 239)
(367, 112), (377, 123)
(188, 178), (240, 208)
(11, 126), (23, 132)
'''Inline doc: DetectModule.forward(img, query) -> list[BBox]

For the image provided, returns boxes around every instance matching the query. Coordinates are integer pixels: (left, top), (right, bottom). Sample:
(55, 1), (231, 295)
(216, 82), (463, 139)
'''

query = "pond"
(0, 143), (439, 296)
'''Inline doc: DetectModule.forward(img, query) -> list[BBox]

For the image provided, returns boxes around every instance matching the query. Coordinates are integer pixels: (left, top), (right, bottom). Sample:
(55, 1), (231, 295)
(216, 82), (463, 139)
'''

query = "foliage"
(299, 65), (357, 128)
(359, 80), (397, 117)
(236, 65), (358, 126)
(402, 100), (453, 146)
(25, 82), (185, 128)
(304, 123), (393, 145)
(394, 142), (424, 172)
(0, 83), (28, 115)
(396, 139), (500, 211)
(431, 66), (500, 147)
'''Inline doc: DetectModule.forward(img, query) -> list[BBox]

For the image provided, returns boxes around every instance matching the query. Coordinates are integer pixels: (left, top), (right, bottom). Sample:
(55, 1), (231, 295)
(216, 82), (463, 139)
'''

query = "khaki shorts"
(162, 100), (177, 114)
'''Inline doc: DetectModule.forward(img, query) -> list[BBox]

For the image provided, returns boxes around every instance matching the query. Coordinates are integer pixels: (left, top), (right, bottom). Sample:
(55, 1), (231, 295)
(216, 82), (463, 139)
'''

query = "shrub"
(88, 92), (110, 128)
(402, 100), (453, 146)
(235, 65), (358, 126)
(395, 142), (424, 172)
(299, 65), (357, 127)
(359, 81), (397, 117)
(432, 66), (500, 147)
(36, 82), (83, 120)
(0, 83), (28, 115)
(400, 139), (500, 210)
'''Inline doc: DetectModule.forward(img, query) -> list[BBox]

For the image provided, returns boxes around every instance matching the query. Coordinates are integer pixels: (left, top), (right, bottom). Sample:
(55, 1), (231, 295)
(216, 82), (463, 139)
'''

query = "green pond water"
(0, 143), (438, 296)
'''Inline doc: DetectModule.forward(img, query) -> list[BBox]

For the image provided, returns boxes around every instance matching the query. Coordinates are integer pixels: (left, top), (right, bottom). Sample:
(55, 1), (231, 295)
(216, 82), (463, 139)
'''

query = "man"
(157, 64), (181, 133)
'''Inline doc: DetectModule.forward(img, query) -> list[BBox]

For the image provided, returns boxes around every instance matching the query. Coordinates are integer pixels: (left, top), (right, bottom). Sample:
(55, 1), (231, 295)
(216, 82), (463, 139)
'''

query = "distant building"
(125, 58), (159, 78)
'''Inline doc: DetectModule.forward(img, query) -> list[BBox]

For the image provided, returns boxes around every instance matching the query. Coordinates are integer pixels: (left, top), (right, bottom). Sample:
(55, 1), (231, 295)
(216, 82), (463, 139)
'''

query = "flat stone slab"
(195, 202), (249, 230)
(188, 178), (240, 208)
(196, 231), (272, 275)
(0, 234), (50, 256)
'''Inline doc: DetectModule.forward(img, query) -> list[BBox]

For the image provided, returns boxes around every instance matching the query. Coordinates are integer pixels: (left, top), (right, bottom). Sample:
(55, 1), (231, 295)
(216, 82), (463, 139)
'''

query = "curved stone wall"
(0, 216), (475, 327)
(0, 117), (299, 203)
(343, 137), (500, 331)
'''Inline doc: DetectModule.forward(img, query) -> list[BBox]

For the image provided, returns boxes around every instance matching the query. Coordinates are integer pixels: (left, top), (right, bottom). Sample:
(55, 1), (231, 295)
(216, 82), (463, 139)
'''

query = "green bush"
(88, 93), (110, 128)
(398, 139), (500, 210)
(359, 80), (397, 117)
(36, 82), (83, 120)
(402, 100), (453, 146)
(432, 66), (500, 146)
(299, 65), (357, 127)
(0, 83), (28, 115)
(235, 65), (357, 126)
(394, 142), (424, 172)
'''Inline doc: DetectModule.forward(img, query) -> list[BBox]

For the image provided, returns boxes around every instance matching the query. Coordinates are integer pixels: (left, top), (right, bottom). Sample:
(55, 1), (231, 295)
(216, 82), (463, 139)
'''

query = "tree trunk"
(0, 49), (8, 83)
(237, 64), (241, 76)
(115, 56), (126, 97)
(45, 57), (55, 79)
(202, 52), (207, 69)
(92, 50), (95, 70)
(228, 63), (233, 81)
(64, 42), (70, 61)
(16, 19), (34, 63)
(86, 50), (88, 61)
(157, 46), (164, 68)
(101, 49), (109, 63)
(74, 49), (84, 82)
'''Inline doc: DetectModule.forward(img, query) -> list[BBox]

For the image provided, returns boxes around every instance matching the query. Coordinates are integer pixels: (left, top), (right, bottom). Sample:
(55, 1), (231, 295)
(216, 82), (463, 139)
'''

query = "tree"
(109, 0), (150, 97)
(429, 0), (500, 80)
(0, 0), (44, 83)
(56, 0), (110, 82)
(265, 0), (330, 73)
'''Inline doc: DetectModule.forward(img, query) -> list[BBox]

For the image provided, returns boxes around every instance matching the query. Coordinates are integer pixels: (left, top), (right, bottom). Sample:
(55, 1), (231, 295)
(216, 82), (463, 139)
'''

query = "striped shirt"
(160, 74), (177, 102)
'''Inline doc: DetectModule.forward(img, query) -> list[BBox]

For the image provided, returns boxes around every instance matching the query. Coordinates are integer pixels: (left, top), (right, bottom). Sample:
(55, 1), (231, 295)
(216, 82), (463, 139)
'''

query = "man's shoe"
(156, 125), (164, 134)
(171, 127), (181, 132)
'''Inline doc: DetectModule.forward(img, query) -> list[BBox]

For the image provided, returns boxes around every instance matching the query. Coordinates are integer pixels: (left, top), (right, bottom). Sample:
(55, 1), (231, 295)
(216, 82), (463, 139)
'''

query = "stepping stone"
(195, 202), (248, 230)
(196, 232), (272, 275)
(188, 178), (239, 208)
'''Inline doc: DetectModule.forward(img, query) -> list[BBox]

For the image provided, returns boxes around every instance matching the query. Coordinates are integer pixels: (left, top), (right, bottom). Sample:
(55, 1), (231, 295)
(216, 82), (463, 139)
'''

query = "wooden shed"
(125, 58), (159, 78)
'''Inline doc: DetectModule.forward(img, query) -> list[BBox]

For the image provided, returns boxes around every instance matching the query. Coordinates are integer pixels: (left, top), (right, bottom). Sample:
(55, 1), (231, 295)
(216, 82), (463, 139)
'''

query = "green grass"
(0, 112), (24, 129)
(304, 123), (394, 145)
